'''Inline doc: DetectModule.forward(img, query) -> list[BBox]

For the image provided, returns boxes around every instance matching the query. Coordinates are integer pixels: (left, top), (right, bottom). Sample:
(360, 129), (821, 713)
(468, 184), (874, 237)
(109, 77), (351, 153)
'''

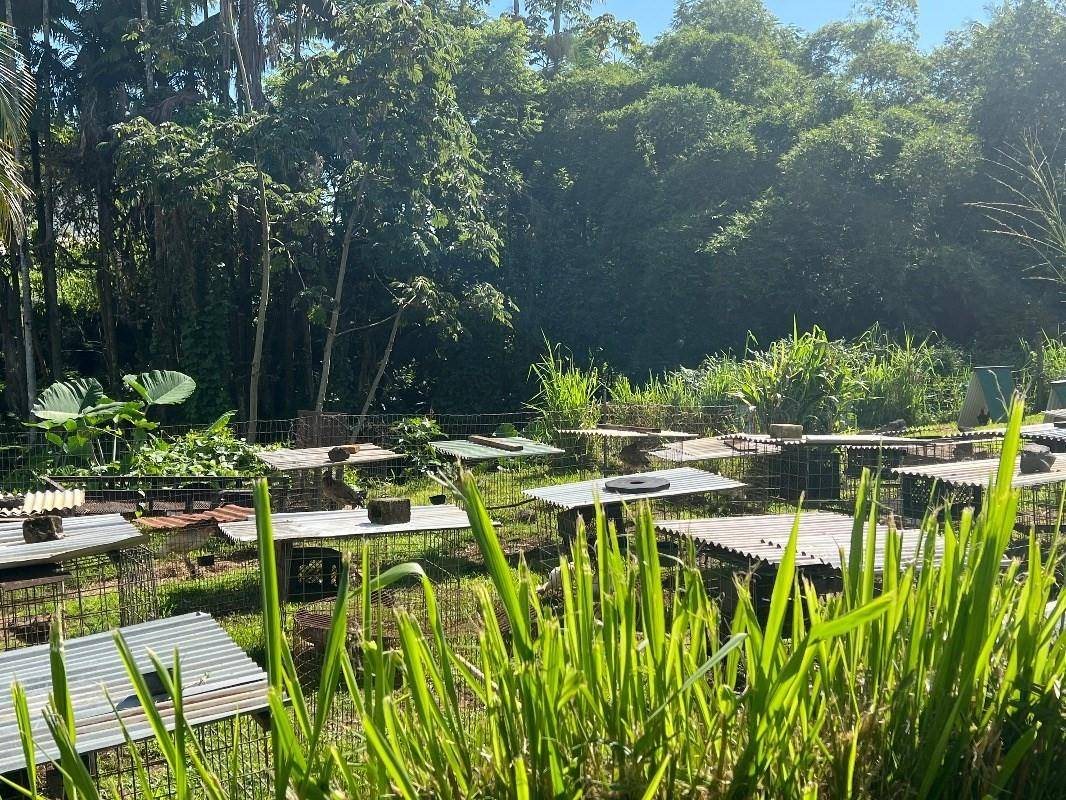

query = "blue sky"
(488, 1), (990, 50)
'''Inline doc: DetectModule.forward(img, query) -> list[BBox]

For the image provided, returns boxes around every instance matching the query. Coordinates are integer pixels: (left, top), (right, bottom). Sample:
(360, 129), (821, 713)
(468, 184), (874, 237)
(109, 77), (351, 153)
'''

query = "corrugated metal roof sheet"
(134, 505), (254, 531)
(894, 455), (1066, 488)
(655, 511), (938, 573)
(936, 423), (1057, 440)
(1024, 427), (1066, 446)
(0, 514), (145, 570)
(648, 436), (780, 463)
(0, 612), (269, 774)
(429, 436), (564, 462)
(219, 503), (473, 543)
(523, 467), (746, 510)
(0, 489), (86, 518)
(256, 443), (404, 472)
(557, 428), (697, 440)
(734, 433), (928, 450)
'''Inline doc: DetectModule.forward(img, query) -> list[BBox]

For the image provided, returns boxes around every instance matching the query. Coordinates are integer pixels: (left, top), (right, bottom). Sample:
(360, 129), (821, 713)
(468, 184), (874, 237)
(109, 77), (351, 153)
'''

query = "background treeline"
(2, 0), (1065, 426)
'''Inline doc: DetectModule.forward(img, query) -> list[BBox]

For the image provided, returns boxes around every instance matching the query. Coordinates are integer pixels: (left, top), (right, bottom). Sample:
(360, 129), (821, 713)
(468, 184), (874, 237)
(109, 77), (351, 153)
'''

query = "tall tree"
(1, 17), (34, 412)
(271, 0), (499, 410)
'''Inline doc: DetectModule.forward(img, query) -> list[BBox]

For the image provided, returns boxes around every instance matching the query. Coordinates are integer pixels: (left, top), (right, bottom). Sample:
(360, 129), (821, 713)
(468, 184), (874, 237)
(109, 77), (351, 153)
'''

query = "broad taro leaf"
(31, 378), (120, 422)
(122, 370), (197, 406)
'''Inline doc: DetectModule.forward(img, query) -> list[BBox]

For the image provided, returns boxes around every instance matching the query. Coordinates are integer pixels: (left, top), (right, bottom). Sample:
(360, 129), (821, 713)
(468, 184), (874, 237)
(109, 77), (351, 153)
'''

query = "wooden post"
(274, 540), (293, 608)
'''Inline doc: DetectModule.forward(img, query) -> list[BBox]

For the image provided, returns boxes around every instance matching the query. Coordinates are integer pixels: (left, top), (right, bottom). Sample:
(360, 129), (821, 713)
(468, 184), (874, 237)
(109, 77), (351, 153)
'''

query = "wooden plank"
(467, 435), (525, 452)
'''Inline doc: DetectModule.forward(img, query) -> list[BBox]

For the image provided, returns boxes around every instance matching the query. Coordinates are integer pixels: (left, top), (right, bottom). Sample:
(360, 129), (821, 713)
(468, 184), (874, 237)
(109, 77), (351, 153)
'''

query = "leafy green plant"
(124, 412), (266, 477)
(27, 371), (197, 470)
(390, 416), (446, 477)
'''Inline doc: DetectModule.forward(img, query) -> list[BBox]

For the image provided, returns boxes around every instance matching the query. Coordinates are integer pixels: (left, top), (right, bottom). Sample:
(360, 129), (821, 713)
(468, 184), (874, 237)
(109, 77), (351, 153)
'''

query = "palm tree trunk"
(17, 238), (35, 408)
(95, 173), (120, 390)
(314, 205), (358, 411)
(294, 2), (303, 61)
(36, 0), (60, 378)
(219, 4), (231, 106)
(0, 264), (25, 413)
(246, 173), (270, 441)
(236, 0), (265, 110)
(6, 0), (34, 408)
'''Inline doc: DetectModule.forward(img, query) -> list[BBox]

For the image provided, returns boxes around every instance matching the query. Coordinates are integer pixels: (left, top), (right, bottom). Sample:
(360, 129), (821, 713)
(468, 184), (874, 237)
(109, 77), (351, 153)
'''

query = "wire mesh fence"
(0, 547), (158, 652)
(4, 715), (275, 800)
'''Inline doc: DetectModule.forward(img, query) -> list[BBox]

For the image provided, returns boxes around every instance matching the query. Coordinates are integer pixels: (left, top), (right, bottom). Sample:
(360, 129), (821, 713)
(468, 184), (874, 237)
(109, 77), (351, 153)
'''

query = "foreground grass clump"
(6, 402), (1066, 798)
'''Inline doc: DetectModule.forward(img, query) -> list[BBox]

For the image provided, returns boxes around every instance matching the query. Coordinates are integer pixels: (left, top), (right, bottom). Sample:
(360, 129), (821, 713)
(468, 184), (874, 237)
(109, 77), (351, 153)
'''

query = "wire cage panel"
(45, 475), (252, 517)
(0, 714), (272, 800)
(770, 445), (842, 504)
(532, 491), (753, 554)
(899, 474), (1066, 532)
(0, 547), (158, 652)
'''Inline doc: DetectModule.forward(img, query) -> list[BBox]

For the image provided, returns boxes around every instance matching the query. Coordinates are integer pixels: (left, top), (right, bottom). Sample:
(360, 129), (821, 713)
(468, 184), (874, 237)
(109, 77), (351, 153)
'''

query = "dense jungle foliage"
(2, 0), (1066, 424)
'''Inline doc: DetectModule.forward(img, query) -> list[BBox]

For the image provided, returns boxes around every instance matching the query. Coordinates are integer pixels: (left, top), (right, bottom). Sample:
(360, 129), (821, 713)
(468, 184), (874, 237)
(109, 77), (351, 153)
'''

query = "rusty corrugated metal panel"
(135, 504), (254, 531)
(0, 612), (269, 774)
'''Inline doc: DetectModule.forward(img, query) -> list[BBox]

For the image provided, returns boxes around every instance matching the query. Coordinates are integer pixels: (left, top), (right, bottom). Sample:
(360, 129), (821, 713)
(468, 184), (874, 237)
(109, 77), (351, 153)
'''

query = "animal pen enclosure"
(213, 504), (476, 663)
(0, 514), (157, 651)
(554, 426), (698, 475)
(42, 475), (252, 516)
(523, 467), (747, 545)
(729, 433), (963, 511)
(655, 511), (938, 620)
(256, 444), (404, 511)
(895, 455), (1066, 532)
(0, 613), (271, 800)
(429, 435), (566, 507)
(646, 435), (777, 508)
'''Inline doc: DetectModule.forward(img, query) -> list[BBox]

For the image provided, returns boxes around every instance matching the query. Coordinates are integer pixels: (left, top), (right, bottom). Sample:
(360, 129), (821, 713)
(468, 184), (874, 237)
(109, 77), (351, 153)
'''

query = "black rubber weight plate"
(603, 476), (671, 494)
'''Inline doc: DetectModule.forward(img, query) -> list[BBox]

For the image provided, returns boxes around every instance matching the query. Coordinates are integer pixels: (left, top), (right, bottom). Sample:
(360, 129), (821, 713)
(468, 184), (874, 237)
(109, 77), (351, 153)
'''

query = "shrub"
(390, 415), (446, 477)
(124, 412), (266, 477)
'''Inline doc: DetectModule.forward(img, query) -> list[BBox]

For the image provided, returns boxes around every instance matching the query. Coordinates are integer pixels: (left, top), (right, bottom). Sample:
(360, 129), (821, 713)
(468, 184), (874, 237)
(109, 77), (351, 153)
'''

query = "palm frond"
(0, 22), (34, 237)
